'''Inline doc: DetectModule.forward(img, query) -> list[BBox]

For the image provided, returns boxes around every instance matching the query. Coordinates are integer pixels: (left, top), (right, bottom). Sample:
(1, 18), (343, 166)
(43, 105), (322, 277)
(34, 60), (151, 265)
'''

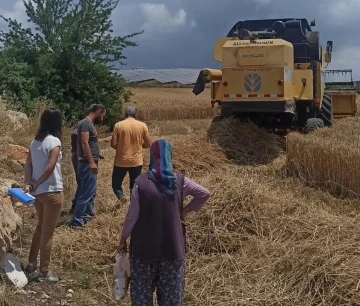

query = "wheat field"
(125, 87), (215, 121)
(1, 88), (360, 306)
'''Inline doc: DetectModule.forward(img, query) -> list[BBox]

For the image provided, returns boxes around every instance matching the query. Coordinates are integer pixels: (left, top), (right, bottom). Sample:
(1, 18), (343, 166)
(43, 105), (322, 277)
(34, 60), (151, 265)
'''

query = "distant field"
(125, 87), (215, 121)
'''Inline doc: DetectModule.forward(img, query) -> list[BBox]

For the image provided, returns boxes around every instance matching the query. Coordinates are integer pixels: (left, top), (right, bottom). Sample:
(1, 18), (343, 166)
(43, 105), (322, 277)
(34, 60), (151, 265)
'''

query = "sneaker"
(37, 273), (59, 283)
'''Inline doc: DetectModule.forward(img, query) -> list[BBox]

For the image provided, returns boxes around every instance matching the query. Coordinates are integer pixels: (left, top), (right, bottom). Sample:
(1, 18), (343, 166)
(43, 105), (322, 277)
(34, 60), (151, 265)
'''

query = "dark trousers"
(70, 161), (97, 227)
(71, 153), (80, 212)
(130, 257), (185, 306)
(112, 165), (142, 199)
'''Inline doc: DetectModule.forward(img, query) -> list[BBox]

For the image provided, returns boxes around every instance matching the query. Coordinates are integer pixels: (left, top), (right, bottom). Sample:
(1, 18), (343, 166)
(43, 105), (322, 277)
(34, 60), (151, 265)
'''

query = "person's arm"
(111, 124), (119, 150)
(117, 183), (140, 253)
(24, 150), (33, 192)
(80, 131), (95, 164)
(142, 124), (152, 149)
(32, 146), (61, 191)
(181, 177), (211, 220)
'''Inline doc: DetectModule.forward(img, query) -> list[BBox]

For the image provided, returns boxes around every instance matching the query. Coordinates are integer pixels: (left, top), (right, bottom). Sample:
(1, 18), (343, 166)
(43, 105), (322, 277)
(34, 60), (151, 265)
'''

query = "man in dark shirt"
(69, 104), (106, 228)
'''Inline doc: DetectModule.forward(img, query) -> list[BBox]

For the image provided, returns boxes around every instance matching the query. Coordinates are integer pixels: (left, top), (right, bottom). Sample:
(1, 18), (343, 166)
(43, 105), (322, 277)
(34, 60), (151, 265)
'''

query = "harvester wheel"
(320, 92), (333, 126)
(304, 118), (324, 134)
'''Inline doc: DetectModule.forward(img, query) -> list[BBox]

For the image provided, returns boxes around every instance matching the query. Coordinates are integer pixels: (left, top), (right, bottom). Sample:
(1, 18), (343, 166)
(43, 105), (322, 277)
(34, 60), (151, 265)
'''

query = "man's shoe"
(37, 273), (59, 283)
(68, 223), (84, 230)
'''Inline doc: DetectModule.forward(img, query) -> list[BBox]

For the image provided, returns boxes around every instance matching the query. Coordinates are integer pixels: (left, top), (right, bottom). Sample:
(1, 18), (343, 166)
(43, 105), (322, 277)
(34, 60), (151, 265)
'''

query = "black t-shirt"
(76, 118), (99, 161)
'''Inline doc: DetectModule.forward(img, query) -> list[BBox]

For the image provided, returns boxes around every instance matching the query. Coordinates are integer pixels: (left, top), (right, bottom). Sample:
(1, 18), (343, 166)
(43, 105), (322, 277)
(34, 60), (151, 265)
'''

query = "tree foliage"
(0, 0), (142, 126)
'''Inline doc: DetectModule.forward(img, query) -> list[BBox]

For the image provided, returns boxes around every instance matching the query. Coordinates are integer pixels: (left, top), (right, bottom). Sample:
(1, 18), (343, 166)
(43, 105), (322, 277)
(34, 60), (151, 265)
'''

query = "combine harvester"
(192, 18), (357, 133)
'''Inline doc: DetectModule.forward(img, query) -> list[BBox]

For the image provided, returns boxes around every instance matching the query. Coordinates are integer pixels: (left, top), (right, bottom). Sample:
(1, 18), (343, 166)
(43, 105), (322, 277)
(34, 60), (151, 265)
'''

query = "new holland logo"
(244, 74), (261, 92)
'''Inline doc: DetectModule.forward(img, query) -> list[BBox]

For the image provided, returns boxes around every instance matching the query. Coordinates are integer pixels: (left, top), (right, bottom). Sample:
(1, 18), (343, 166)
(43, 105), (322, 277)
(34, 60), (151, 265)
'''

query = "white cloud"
(0, 0), (28, 27)
(250, 0), (271, 5)
(330, 46), (360, 79)
(325, 0), (360, 24)
(140, 3), (195, 33)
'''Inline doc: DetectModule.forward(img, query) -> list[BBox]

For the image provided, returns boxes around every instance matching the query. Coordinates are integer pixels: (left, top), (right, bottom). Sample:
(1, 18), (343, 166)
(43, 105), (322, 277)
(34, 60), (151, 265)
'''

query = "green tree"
(0, 0), (142, 127)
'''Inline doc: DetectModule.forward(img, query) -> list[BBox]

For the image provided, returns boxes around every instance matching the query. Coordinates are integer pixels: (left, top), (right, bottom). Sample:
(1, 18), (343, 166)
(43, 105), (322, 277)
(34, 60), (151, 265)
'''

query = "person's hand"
(117, 239), (127, 254)
(90, 162), (98, 175)
(23, 183), (33, 194)
(181, 207), (189, 227)
(31, 181), (40, 192)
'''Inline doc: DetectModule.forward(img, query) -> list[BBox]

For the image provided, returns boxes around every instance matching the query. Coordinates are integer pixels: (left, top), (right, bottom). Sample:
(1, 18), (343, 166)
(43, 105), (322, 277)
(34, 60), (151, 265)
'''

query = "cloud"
(0, 0), (28, 26)
(250, 0), (271, 5)
(140, 3), (195, 33)
(326, 0), (360, 24)
(0, 0), (359, 79)
(330, 46), (360, 71)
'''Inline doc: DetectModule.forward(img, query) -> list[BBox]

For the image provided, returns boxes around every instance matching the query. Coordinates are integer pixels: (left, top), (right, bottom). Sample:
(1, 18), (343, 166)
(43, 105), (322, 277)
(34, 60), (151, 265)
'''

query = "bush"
(0, 0), (142, 128)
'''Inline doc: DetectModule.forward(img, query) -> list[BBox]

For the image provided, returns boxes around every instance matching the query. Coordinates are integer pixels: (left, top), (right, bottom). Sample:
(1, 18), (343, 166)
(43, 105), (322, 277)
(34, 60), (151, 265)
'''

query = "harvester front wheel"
(304, 118), (324, 134)
(320, 92), (333, 126)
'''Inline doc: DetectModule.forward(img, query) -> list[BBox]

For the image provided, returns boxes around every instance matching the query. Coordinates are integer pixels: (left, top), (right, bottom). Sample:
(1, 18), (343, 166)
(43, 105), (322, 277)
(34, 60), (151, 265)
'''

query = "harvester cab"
(192, 18), (348, 134)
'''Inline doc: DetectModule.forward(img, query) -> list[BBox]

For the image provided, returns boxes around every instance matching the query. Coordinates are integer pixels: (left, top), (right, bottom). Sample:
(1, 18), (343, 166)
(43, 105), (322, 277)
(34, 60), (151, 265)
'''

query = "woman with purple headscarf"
(117, 138), (210, 306)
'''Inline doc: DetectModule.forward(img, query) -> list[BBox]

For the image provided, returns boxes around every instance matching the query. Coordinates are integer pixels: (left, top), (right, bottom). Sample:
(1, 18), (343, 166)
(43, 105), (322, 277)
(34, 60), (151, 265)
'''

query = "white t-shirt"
(30, 134), (63, 196)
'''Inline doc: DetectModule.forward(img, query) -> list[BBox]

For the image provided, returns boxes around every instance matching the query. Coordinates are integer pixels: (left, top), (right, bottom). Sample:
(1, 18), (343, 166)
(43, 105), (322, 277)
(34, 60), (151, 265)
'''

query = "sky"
(0, 0), (359, 80)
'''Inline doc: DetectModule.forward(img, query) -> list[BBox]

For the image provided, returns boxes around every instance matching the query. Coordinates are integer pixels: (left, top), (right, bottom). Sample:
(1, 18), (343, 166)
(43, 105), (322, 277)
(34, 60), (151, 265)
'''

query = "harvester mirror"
(325, 53), (332, 63)
(326, 41), (333, 53)
(310, 20), (316, 27)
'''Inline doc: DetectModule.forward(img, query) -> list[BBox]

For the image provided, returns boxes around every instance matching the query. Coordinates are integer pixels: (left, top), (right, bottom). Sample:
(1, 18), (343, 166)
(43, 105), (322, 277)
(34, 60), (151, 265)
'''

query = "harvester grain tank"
(193, 18), (357, 133)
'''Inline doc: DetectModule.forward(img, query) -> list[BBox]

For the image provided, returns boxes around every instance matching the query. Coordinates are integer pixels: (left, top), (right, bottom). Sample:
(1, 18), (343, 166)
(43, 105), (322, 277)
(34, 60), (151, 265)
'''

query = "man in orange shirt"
(111, 106), (152, 200)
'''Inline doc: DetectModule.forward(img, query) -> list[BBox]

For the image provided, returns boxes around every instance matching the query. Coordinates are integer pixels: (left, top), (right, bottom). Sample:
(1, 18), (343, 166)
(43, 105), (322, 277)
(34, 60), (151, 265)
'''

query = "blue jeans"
(71, 153), (80, 211)
(71, 161), (97, 227)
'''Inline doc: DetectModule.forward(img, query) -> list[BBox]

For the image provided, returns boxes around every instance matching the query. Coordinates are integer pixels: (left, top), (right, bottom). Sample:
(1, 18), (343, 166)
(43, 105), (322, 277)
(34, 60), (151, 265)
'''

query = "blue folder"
(8, 188), (36, 206)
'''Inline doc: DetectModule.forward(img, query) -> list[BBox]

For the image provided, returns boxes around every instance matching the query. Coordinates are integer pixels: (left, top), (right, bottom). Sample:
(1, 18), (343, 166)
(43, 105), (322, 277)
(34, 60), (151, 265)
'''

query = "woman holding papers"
(23, 108), (64, 283)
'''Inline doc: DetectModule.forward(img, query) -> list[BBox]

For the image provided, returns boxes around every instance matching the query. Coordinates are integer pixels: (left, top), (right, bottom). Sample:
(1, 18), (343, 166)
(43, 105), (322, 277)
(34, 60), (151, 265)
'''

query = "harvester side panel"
(292, 70), (313, 99)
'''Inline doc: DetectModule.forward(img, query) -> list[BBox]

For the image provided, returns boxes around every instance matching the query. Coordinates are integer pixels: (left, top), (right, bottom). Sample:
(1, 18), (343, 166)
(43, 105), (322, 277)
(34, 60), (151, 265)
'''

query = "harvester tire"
(304, 118), (324, 134)
(320, 92), (333, 126)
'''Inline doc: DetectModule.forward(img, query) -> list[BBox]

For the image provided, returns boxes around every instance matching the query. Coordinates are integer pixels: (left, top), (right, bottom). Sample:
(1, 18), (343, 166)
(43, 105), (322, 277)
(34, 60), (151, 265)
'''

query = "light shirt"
(112, 117), (149, 167)
(30, 134), (63, 196)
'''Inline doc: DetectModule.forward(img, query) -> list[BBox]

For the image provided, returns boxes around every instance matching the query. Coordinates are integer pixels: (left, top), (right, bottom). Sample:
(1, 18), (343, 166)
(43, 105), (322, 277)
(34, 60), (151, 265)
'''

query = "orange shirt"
(113, 117), (149, 167)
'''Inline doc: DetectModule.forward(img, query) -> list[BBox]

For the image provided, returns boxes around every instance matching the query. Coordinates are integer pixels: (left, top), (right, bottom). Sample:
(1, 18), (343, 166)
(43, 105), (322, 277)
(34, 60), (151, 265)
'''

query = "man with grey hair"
(111, 105), (152, 199)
